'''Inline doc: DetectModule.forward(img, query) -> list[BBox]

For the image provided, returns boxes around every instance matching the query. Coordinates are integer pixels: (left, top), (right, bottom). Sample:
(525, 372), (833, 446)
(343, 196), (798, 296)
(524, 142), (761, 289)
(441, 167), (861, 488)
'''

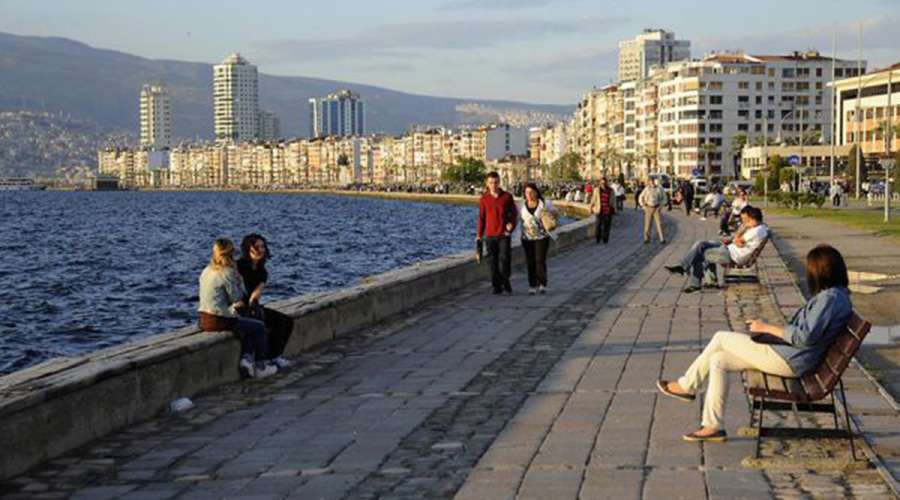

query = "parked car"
(724, 180), (754, 196)
(690, 177), (709, 194)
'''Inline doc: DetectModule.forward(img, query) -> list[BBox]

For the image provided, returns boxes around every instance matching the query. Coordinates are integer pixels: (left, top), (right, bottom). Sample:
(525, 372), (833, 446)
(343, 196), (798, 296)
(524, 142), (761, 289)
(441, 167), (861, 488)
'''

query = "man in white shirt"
(666, 206), (767, 292)
(719, 189), (748, 236)
(639, 178), (667, 244)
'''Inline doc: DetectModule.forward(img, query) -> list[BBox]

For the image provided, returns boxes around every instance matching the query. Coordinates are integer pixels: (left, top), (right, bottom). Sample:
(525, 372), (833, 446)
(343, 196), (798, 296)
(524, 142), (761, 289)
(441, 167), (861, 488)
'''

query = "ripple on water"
(0, 191), (481, 375)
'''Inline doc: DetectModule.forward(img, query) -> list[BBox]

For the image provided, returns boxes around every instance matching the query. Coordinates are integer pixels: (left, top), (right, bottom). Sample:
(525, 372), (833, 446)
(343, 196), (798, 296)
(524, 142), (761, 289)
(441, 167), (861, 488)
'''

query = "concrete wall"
(0, 199), (594, 480)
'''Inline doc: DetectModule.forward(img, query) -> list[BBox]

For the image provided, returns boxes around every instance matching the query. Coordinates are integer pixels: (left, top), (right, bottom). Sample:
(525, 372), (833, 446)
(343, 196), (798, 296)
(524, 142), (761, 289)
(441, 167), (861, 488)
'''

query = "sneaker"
(252, 362), (278, 379)
(538, 285), (547, 294)
(503, 284), (513, 294)
(701, 217), (707, 221)
(682, 285), (701, 294)
(664, 265), (685, 276)
(683, 429), (727, 443)
(271, 357), (293, 370)
(492, 288), (502, 295)
(238, 355), (254, 379)
(528, 288), (537, 295)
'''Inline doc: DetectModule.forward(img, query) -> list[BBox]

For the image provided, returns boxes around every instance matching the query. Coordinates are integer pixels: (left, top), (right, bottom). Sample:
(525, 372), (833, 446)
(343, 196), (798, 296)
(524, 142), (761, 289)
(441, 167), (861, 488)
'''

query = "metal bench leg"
(839, 380), (858, 461)
(755, 396), (765, 459)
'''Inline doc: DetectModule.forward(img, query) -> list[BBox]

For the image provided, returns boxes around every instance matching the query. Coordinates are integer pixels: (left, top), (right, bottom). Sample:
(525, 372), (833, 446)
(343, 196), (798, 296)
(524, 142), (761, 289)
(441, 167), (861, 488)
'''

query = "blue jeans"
(235, 316), (268, 362)
(680, 241), (732, 288)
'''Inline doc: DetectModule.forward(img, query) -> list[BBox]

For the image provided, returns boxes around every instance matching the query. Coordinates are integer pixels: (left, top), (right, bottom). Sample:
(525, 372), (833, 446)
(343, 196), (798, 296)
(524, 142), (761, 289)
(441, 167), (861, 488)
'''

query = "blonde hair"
(210, 238), (236, 270)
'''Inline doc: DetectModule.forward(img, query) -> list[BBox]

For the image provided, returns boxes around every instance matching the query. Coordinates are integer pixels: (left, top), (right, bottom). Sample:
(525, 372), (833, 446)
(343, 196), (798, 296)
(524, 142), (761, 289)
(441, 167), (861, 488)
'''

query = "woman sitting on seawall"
(237, 234), (295, 370)
(198, 238), (277, 379)
(657, 244), (852, 442)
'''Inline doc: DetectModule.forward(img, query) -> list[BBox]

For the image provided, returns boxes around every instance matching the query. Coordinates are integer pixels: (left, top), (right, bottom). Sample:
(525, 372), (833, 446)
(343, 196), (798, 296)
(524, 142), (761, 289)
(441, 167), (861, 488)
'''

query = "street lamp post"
(885, 68), (894, 223)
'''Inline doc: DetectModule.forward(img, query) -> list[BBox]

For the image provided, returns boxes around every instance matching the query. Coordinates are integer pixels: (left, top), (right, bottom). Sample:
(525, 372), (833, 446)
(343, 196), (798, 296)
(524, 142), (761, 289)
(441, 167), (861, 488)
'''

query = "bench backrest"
(801, 312), (871, 400)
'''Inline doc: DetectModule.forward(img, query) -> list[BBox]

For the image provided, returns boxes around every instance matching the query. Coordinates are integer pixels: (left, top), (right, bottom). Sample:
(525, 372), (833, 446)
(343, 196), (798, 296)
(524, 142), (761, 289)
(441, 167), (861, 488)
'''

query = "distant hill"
(0, 32), (572, 140)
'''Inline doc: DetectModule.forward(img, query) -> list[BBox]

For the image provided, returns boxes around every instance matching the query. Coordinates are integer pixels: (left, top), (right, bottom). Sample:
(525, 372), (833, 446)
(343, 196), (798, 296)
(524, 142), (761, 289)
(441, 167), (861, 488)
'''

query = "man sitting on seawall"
(665, 206), (767, 293)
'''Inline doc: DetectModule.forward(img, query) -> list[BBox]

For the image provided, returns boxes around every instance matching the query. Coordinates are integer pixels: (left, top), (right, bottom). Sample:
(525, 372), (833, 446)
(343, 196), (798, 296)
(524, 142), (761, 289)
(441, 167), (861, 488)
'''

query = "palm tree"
(622, 153), (637, 179)
(731, 133), (748, 179)
(700, 141), (718, 180)
(660, 140), (677, 177)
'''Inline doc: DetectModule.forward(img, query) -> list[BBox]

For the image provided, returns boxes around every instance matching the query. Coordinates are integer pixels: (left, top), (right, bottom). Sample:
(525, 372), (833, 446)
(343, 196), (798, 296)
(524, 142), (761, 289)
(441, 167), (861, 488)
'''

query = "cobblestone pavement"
(2, 209), (898, 499)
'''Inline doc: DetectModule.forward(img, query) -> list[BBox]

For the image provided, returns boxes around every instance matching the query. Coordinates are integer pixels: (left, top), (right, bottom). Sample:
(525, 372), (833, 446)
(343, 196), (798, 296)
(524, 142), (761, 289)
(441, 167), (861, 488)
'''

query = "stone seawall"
(0, 197), (595, 480)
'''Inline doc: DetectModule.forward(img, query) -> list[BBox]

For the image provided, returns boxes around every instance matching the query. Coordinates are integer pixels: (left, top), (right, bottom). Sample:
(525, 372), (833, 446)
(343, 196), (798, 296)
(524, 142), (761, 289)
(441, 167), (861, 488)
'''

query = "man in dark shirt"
(477, 172), (518, 294)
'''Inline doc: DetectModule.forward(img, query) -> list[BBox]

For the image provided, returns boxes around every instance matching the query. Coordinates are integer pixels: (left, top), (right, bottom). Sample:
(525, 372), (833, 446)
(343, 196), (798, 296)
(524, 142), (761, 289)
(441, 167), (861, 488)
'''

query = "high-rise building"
(618, 29), (691, 82)
(309, 90), (365, 138)
(140, 83), (171, 150)
(258, 111), (281, 141)
(214, 53), (259, 144)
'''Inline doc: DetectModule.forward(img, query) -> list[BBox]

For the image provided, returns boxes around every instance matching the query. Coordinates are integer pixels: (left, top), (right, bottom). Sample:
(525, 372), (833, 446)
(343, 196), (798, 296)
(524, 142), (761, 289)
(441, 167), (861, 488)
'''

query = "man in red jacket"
(477, 172), (518, 294)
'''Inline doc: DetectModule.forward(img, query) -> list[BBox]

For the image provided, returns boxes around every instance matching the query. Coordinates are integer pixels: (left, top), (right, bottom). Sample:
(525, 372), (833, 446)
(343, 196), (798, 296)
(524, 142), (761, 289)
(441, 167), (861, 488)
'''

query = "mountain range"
(0, 31), (572, 140)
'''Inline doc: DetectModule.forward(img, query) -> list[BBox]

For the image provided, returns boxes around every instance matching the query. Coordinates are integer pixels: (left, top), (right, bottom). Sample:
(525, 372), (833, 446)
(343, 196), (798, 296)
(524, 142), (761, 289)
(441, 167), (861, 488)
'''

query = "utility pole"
(764, 117), (769, 207)
(886, 68), (894, 223)
(830, 24), (837, 188)
(856, 22), (864, 199)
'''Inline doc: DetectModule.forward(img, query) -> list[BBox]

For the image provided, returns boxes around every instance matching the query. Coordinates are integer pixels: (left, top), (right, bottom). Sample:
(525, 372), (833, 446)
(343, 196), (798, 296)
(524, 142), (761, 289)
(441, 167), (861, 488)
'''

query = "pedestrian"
(237, 234), (295, 371)
(591, 177), (615, 244)
(639, 178), (666, 244)
(657, 244), (852, 442)
(832, 182), (843, 207)
(682, 180), (695, 216)
(198, 238), (277, 379)
(614, 181), (626, 212)
(634, 182), (644, 210)
(477, 172), (518, 295)
(520, 183), (556, 295)
(719, 188), (748, 236)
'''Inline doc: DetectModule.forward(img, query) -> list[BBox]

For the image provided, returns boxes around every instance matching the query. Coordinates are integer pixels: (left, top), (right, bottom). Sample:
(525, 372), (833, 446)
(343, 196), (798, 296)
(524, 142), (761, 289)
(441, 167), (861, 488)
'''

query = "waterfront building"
(653, 51), (864, 180)
(573, 85), (624, 179)
(214, 53), (259, 144)
(618, 29), (691, 83)
(740, 144), (853, 181)
(309, 90), (365, 139)
(139, 83), (171, 150)
(258, 111), (281, 141)
(833, 62), (900, 158)
(97, 148), (150, 188)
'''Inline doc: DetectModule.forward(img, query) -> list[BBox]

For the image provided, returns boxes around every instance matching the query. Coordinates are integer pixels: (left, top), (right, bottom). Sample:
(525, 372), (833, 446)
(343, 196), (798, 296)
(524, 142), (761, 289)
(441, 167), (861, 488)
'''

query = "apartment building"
(653, 51), (864, 179)
(833, 62), (900, 157)
(309, 90), (365, 139)
(139, 83), (171, 150)
(618, 29), (690, 83)
(258, 111), (281, 142)
(214, 53), (259, 144)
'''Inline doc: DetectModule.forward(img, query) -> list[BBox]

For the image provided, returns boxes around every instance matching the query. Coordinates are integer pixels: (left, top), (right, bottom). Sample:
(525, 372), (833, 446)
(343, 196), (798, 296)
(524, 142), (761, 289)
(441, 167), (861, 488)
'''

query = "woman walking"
(590, 177), (615, 244)
(237, 234), (295, 370)
(520, 183), (556, 295)
(656, 244), (852, 442)
(198, 238), (277, 379)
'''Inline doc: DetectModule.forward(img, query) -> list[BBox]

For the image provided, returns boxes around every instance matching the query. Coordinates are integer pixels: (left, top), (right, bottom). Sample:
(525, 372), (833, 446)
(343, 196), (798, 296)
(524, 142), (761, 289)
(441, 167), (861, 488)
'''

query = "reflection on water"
(0, 191), (480, 375)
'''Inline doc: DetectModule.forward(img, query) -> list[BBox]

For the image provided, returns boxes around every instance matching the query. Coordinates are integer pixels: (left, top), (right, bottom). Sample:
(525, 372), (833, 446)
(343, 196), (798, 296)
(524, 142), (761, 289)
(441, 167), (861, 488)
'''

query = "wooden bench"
(741, 313), (871, 460)
(720, 237), (769, 283)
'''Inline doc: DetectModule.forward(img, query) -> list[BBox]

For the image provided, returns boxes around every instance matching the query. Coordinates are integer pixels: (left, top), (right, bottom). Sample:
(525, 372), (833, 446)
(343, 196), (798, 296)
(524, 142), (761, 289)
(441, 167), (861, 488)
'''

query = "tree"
(549, 152), (583, 183)
(845, 145), (867, 196)
(442, 157), (486, 184)
(701, 141), (717, 179)
(660, 140), (677, 176)
(731, 133), (748, 179)
(622, 153), (636, 179)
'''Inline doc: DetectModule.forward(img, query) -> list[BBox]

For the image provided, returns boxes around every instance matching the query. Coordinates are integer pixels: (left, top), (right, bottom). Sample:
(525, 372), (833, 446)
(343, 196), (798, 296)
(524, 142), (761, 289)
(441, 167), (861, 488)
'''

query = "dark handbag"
(243, 303), (266, 322)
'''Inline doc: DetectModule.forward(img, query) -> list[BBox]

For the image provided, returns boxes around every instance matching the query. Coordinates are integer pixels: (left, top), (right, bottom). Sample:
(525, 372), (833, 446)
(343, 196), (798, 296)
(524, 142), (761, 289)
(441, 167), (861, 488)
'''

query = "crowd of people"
(198, 173), (854, 446)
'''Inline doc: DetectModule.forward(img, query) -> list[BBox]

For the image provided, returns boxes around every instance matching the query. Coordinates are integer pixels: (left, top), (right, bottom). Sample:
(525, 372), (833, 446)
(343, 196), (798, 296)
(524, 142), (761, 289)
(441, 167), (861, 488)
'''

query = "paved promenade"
(2, 209), (898, 499)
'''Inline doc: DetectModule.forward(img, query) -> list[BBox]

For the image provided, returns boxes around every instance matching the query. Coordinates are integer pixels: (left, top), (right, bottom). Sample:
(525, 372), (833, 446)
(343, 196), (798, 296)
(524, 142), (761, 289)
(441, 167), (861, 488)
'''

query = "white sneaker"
(238, 355), (254, 378)
(252, 362), (278, 379)
(528, 288), (537, 295)
(271, 357), (293, 370)
(701, 217), (707, 221)
(539, 285), (547, 294)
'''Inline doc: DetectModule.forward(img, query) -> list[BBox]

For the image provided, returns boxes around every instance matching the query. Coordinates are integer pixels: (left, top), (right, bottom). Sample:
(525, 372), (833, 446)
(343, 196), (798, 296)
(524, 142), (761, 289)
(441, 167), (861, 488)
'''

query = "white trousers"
(677, 330), (795, 429)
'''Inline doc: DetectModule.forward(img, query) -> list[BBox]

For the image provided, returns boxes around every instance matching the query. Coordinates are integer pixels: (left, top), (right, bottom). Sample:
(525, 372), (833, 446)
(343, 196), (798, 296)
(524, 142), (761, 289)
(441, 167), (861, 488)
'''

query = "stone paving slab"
(1, 209), (899, 499)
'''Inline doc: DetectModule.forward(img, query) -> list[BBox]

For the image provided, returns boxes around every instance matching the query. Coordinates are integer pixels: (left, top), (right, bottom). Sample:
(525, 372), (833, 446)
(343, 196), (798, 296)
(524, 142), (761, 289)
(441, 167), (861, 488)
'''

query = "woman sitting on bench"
(657, 244), (852, 442)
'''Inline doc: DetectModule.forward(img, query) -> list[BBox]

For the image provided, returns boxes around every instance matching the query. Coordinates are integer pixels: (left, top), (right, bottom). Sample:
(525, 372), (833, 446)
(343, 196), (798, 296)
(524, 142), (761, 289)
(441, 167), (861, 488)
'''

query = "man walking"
(477, 172), (518, 295)
(639, 178), (666, 244)
(682, 180), (695, 216)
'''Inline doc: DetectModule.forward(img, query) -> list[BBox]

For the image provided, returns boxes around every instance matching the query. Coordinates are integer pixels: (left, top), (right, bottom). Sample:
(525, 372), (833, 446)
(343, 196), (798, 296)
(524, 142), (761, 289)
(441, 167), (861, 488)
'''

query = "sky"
(0, 0), (897, 105)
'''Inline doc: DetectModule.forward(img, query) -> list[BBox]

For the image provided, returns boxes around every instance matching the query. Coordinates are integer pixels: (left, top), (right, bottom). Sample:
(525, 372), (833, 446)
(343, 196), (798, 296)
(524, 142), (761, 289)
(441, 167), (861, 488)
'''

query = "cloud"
(693, 17), (900, 68)
(251, 17), (621, 63)
(438, 0), (584, 11)
(504, 45), (619, 90)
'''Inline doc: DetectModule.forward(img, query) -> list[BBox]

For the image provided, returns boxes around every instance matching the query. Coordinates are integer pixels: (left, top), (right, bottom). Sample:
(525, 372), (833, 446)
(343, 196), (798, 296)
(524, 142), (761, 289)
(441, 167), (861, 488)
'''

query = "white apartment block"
(529, 123), (570, 168)
(485, 123), (528, 161)
(214, 53), (259, 144)
(573, 85), (624, 179)
(139, 83), (171, 150)
(619, 29), (690, 83)
(833, 63), (900, 157)
(653, 51), (864, 179)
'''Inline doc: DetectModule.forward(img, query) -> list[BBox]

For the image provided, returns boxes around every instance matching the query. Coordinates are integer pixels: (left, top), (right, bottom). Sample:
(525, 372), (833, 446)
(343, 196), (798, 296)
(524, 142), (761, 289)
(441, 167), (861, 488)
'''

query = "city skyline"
(0, 0), (896, 104)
